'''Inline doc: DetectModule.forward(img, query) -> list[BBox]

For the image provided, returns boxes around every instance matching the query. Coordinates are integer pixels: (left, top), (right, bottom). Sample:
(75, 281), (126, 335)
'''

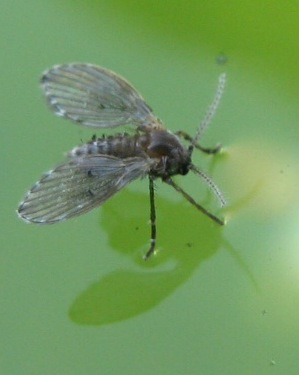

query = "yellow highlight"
(223, 141), (298, 217)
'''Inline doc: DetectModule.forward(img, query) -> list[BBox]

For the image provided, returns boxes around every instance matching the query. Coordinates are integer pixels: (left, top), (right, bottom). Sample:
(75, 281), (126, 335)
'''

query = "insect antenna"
(189, 164), (226, 208)
(192, 73), (226, 146)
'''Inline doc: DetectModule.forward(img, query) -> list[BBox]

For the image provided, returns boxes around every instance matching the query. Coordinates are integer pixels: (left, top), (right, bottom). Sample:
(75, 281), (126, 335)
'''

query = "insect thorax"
(145, 130), (192, 177)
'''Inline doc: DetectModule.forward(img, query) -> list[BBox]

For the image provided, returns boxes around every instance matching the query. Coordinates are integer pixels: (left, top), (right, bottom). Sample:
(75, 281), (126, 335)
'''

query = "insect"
(17, 63), (226, 259)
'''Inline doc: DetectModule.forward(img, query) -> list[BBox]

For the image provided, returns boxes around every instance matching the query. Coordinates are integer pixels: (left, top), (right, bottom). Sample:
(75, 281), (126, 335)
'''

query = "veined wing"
(17, 155), (155, 224)
(41, 63), (163, 130)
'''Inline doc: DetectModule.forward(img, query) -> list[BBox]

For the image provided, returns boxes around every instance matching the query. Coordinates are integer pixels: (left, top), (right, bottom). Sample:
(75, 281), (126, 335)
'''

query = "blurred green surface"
(2, 1), (299, 374)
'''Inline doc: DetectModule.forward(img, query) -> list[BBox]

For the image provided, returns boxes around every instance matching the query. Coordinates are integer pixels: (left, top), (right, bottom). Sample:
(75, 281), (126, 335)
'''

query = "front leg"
(175, 130), (221, 154)
(164, 177), (224, 225)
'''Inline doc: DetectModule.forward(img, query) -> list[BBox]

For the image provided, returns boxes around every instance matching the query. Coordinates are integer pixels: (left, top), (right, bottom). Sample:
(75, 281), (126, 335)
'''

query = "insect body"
(17, 64), (226, 259)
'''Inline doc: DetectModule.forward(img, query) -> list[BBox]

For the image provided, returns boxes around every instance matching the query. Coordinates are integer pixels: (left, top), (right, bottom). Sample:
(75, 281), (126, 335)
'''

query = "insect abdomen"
(69, 134), (147, 158)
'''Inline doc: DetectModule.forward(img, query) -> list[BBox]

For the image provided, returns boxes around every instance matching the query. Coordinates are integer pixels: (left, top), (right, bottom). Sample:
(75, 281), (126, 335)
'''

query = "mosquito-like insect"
(17, 64), (227, 259)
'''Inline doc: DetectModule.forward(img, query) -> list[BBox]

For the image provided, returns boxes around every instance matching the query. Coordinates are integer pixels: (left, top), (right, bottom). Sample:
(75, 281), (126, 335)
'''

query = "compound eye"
(180, 164), (190, 176)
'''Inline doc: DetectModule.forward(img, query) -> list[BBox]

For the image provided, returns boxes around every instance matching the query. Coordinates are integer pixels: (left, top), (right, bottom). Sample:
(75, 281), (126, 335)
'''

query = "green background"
(2, 1), (299, 374)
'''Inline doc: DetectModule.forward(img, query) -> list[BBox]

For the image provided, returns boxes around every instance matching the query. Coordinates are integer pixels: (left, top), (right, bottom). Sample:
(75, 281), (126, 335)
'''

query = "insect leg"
(164, 177), (224, 225)
(143, 176), (157, 260)
(175, 130), (221, 154)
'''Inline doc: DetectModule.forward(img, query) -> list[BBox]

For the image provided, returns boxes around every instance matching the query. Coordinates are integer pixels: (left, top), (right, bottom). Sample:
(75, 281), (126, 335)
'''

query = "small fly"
(17, 64), (227, 259)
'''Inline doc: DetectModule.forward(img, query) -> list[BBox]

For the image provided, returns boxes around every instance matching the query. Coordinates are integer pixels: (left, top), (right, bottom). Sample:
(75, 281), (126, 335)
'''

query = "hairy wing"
(41, 63), (162, 130)
(17, 155), (154, 224)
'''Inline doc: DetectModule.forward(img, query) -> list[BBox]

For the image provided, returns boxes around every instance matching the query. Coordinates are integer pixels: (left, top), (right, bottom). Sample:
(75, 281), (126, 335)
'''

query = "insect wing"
(41, 64), (162, 130)
(17, 155), (154, 224)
